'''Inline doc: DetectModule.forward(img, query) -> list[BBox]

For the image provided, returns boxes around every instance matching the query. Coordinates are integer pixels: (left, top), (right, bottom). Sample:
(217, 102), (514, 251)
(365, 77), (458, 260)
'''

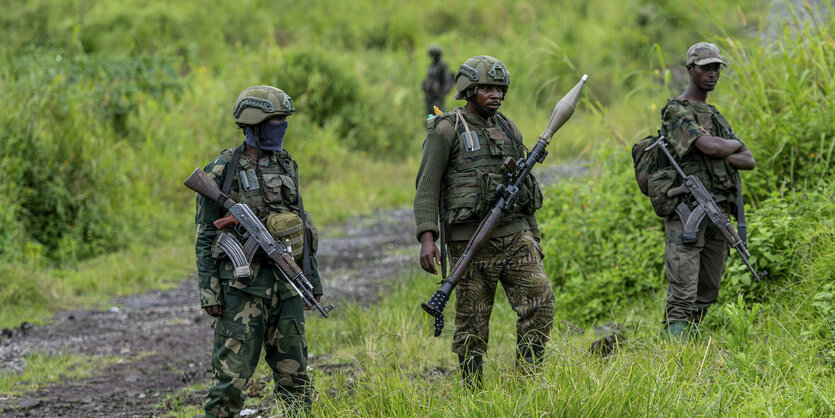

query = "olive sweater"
(413, 108), (539, 243)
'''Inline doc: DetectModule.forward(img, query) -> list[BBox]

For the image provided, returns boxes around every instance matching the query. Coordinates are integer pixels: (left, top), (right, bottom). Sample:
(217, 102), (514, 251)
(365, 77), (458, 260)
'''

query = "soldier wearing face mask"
(194, 85), (322, 416)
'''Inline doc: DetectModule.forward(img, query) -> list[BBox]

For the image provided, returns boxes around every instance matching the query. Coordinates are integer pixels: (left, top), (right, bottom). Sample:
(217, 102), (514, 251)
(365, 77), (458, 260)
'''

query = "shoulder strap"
(218, 144), (244, 209)
(453, 108), (476, 149)
(734, 171), (747, 246)
(275, 156), (312, 277)
(495, 114), (528, 153)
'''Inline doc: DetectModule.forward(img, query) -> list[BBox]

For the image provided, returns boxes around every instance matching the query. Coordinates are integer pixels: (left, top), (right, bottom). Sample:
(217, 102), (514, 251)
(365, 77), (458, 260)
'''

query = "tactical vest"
(438, 112), (542, 225)
(211, 148), (307, 260)
(664, 99), (738, 207)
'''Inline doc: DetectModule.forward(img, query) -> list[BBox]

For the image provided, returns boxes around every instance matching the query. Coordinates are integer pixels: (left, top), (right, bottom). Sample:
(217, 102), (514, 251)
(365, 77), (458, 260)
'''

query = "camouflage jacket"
(414, 108), (541, 243)
(195, 146), (321, 308)
(661, 97), (743, 210)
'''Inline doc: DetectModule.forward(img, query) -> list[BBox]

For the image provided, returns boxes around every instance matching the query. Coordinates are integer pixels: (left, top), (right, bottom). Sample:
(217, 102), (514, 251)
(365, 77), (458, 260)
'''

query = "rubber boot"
(663, 320), (691, 343)
(458, 354), (483, 389)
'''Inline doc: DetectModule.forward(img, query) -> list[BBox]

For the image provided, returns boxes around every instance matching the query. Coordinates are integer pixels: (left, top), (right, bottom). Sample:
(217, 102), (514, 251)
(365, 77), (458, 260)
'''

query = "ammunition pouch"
(444, 168), (542, 224)
(474, 171), (507, 219)
(517, 174), (543, 215)
(265, 212), (305, 262)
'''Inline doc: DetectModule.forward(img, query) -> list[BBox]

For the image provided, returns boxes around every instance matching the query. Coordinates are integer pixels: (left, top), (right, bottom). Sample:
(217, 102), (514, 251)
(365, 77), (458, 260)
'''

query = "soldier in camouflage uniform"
(414, 55), (555, 386)
(421, 45), (454, 116)
(658, 43), (755, 340)
(194, 85), (323, 416)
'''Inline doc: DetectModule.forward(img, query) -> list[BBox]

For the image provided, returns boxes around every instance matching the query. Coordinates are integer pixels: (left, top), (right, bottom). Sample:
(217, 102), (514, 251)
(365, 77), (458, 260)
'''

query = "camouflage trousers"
(204, 284), (311, 417)
(664, 214), (729, 323)
(447, 230), (555, 359)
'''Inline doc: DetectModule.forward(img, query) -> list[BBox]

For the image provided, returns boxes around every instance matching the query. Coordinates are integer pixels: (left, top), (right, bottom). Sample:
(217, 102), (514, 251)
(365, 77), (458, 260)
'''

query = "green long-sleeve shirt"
(413, 108), (539, 243)
(194, 148), (322, 308)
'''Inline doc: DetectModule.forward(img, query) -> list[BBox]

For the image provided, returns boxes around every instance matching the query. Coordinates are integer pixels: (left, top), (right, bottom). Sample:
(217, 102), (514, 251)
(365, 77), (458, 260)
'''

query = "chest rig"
(441, 110), (541, 225)
(212, 144), (312, 278)
(675, 100), (738, 205)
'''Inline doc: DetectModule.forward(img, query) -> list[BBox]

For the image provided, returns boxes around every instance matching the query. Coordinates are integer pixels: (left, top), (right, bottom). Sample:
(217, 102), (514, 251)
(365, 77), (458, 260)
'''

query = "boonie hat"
(686, 42), (727, 67)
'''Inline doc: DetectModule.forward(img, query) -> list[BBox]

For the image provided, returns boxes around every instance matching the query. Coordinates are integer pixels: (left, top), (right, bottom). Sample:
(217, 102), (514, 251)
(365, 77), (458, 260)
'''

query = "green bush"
(538, 151), (665, 322)
(0, 51), (183, 262)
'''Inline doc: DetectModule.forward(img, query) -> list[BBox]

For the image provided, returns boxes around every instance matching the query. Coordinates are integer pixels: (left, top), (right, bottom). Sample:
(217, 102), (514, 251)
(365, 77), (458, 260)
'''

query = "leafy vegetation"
(538, 1), (835, 324)
(3, 0), (835, 416)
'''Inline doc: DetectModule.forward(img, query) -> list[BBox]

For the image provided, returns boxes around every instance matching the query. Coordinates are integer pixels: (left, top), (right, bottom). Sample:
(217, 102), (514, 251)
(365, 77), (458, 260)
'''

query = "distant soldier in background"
(414, 55), (555, 387)
(194, 85), (323, 416)
(659, 43), (755, 341)
(421, 45), (454, 115)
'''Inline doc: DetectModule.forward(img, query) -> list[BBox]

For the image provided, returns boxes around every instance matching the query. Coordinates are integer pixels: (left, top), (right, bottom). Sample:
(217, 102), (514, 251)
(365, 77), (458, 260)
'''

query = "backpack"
(631, 132), (666, 196)
(631, 131), (681, 217)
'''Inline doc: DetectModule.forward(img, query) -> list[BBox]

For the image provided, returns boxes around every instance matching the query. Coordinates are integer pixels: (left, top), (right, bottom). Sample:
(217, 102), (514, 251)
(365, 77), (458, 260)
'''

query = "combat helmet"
(454, 55), (510, 99)
(232, 85), (295, 125)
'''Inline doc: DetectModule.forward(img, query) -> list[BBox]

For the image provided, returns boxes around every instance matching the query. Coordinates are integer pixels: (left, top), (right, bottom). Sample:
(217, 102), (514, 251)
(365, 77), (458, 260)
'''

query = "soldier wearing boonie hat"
(654, 43), (756, 342)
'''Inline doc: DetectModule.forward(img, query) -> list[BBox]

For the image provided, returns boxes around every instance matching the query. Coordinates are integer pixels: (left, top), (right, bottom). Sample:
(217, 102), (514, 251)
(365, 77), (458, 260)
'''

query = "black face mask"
(244, 120), (288, 151)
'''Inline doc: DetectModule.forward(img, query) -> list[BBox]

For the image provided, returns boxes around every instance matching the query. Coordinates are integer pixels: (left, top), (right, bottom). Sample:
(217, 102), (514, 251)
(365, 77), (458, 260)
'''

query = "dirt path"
(0, 162), (587, 417)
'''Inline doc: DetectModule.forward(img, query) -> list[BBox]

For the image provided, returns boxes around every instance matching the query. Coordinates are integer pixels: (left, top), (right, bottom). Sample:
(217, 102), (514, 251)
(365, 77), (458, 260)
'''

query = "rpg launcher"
(185, 168), (334, 317)
(421, 74), (589, 337)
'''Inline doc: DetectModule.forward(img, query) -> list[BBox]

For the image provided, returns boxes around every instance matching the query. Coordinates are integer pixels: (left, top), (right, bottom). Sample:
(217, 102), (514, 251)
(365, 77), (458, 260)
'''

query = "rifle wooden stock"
(443, 207), (504, 290)
(184, 168), (236, 211)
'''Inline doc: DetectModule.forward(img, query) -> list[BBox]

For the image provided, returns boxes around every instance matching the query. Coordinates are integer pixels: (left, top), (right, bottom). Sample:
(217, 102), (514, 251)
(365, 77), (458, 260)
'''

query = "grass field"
(2, 0), (835, 416)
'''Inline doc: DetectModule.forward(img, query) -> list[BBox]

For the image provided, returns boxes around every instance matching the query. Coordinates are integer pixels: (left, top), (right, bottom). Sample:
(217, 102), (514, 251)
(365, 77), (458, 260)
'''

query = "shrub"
(538, 151), (665, 322)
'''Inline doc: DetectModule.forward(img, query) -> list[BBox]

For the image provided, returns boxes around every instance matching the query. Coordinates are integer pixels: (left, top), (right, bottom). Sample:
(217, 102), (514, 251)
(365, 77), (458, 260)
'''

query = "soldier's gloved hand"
(419, 231), (440, 274)
(303, 294), (323, 311)
(204, 305), (223, 317)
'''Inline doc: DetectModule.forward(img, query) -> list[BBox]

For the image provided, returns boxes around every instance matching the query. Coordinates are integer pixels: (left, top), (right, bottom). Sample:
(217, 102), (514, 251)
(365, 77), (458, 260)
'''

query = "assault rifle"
(647, 136), (766, 282)
(185, 168), (334, 317)
(421, 74), (589, 337)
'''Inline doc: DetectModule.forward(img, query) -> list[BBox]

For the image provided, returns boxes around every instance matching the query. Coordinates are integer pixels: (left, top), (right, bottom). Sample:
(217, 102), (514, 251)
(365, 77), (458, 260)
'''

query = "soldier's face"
(689, 63), (722, 91)
(474, 85), (504, 112)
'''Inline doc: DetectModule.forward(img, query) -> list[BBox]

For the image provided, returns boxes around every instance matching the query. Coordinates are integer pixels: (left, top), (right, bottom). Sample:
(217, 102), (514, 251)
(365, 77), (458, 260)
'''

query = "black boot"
(690, 307), (708, 325)
(516, 340), (545, 371)
(458, 354), (483, 389)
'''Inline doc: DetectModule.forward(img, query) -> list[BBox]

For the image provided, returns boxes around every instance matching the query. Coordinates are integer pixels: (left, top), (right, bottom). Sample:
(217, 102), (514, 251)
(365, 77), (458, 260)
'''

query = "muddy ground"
(0, 162), (586, 417)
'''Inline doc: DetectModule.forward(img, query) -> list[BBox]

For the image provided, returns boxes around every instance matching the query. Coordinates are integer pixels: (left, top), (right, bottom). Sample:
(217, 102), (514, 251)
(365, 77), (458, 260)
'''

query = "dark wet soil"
(0, 161), (587, 417)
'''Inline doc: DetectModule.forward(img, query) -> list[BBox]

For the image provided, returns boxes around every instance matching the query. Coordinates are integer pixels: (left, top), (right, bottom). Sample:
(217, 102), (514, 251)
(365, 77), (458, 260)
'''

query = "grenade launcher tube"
(421, 74), (588, 337)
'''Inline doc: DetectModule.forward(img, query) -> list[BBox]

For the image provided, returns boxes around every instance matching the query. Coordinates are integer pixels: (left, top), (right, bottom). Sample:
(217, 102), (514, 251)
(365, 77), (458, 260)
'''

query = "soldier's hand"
(304, 294), (323, 311)
(419, 231), (440, 274)
(204, 305), (222, 317)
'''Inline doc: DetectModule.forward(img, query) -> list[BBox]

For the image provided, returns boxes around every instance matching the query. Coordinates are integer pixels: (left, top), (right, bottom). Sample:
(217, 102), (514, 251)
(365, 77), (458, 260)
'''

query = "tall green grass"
(162, 266), (835, 416)
(721, 3), (835, 200)
(539, 0), (835, 323)
(0, 0), (763, 326)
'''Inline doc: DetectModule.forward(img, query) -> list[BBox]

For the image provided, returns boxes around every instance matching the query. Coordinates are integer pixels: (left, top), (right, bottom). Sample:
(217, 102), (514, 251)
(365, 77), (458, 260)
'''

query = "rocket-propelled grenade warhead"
(539, 74), (588, 143)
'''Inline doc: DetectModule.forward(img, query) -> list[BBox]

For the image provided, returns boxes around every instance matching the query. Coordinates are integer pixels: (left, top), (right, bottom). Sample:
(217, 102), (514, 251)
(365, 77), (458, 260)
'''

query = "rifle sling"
(439, 196), (447, 281)
(218, 144), (244, 209)
(495, 115), (528, 153)
(734, 171), (747, 246)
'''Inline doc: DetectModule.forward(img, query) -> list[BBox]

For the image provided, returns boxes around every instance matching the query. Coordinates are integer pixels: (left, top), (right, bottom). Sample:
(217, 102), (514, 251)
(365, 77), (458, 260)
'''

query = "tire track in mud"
(0, 161), (587, 417)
